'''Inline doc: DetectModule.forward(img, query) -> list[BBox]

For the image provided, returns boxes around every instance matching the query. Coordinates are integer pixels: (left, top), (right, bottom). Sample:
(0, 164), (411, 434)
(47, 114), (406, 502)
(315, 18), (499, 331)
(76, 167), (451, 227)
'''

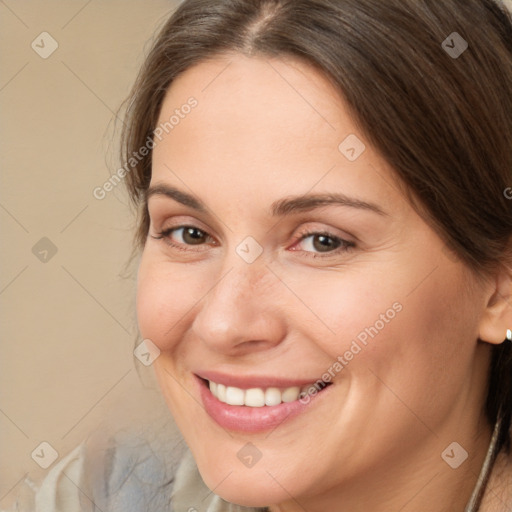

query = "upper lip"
(196, 370), (326, 389)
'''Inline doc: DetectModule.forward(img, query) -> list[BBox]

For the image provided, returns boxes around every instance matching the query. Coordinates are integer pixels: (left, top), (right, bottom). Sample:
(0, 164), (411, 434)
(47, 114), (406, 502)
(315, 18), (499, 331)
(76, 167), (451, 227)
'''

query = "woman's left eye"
(293, 232), (355, 256)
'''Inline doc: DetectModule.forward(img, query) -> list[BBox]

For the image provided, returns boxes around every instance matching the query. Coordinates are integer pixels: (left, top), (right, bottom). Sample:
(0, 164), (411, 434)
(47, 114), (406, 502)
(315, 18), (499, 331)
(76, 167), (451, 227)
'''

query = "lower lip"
(197, 377), (329, 433)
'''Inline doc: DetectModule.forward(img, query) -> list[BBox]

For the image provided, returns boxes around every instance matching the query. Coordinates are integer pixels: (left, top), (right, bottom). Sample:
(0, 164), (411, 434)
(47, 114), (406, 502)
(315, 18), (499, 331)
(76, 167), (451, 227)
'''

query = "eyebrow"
(271, 193), (388, 217)
(146, 184), (388, 217)
(146, 184), (206, 212)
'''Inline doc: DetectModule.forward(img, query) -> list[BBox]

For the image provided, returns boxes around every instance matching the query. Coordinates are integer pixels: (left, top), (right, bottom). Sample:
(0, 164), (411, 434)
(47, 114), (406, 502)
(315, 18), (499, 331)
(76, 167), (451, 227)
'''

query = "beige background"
(0, 1), (180, 507)
(1, 0), (512, 508)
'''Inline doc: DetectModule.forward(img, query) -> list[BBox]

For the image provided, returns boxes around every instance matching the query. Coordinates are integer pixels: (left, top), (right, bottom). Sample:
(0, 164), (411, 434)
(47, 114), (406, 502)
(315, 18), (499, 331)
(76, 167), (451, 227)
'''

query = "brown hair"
(121, 0), (512, 498)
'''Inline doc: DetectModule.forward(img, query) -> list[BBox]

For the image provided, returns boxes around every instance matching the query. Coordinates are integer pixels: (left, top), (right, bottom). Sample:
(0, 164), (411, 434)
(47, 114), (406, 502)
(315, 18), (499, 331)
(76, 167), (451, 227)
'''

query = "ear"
(478, 263), (512, 345)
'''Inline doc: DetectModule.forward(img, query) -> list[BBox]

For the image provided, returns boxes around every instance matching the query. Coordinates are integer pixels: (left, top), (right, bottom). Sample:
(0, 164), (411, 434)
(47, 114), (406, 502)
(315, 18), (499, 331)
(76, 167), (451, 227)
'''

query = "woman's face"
(137, 54), (491, 508)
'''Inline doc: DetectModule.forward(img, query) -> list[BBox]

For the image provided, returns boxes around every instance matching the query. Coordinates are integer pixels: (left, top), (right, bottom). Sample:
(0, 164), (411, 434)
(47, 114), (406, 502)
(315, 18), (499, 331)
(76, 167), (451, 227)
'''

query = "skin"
(136, 54), (512, 512)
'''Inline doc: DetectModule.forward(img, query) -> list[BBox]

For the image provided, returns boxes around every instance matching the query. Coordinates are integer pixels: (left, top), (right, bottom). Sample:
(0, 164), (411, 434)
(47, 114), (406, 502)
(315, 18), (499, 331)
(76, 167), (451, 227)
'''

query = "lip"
(196, 370), (322, 389)
(195, 373), (332, 433)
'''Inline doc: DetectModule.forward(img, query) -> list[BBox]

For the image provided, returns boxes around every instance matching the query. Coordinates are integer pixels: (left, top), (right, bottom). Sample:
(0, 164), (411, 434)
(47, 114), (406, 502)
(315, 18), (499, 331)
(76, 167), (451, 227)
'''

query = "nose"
(191, 257), (288, 355)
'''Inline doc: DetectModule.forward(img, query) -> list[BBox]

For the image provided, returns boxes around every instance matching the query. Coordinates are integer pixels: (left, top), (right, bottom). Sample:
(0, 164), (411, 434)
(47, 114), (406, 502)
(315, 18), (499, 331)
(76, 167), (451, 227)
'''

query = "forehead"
(157, 53), (348, 148)
(150, 53), (402, 217)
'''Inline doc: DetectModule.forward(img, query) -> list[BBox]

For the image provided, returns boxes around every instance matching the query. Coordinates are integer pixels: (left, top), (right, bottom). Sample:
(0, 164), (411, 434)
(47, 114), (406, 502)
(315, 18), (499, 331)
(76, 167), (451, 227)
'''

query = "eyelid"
(292, 222), (356, 245)
(150, 214), (216, 238)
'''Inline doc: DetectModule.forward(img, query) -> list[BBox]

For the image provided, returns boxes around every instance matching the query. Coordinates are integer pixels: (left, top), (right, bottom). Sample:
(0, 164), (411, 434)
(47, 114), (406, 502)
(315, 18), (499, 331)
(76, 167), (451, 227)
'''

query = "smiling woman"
(127, 0), (512, 509)
(14, 0), (512, 511)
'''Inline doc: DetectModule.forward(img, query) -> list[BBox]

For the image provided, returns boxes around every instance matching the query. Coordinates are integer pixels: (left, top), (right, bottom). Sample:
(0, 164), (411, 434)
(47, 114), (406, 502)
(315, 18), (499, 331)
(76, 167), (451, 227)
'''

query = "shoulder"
(34, 443), (85, 512)
(0, 444), (86, 512)
(78, 423), (187, 511)
(2, 422), (186, 512)
(4, 422), (267, 512)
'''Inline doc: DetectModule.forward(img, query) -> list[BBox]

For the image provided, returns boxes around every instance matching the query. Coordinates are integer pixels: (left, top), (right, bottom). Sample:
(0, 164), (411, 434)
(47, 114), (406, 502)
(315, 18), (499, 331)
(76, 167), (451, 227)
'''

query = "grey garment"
(79, 425), (184, 511)
(3, 424), (268, 512)
(81, 425), (267, 511)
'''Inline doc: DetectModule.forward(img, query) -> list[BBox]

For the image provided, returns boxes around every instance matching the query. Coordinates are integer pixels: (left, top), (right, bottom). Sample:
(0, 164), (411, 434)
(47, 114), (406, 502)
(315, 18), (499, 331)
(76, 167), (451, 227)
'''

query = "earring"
(507, 329), (512, 341)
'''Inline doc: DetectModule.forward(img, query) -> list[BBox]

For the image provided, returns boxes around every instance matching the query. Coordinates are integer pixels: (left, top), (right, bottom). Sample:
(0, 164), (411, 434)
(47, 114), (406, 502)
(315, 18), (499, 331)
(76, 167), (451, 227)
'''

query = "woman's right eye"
(151, 225), (215, 250)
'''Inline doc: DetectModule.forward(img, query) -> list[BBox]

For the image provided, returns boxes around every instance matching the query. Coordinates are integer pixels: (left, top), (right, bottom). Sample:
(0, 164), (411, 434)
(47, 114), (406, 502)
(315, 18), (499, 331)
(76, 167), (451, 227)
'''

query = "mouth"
(204, 377), (331, 406)
(195, 374), (333, 432)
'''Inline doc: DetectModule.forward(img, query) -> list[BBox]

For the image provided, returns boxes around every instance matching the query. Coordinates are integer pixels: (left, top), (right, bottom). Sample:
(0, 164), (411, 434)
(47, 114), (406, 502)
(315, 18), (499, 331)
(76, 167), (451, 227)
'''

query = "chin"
(196, 458), (292, 508)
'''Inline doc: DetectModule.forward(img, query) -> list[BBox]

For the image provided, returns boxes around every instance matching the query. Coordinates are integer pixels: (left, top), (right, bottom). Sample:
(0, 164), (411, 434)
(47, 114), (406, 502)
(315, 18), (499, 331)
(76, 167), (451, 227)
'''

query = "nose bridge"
(207, 255), (273, 316)
(191, 253), (285, 350)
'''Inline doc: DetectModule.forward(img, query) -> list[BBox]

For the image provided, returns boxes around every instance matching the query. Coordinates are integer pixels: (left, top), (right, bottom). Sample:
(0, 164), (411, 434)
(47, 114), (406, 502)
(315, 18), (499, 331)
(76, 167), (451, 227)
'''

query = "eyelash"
(151, 225), (355, 259)
(291, 230), (355, 258)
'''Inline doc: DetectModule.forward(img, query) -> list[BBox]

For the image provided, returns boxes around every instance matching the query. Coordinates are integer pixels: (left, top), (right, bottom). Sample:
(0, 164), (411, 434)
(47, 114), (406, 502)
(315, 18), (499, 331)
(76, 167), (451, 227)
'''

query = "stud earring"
(506, 329), (512, 341)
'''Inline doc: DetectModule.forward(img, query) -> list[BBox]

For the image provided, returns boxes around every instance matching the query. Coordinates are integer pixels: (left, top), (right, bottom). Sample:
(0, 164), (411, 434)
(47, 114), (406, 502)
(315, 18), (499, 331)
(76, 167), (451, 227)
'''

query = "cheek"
(285, 267), (402, 360)
(290, 263), (474, 400)
(136, 255), (204, 351)
(344, 264), (477, 428)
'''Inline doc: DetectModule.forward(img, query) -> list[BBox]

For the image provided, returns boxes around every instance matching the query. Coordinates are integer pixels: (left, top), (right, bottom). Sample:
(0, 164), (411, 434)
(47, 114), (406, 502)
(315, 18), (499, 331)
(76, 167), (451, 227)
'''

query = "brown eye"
(311, 234), (342, 252)
(152, 225), (213, 248)
(297, 232), (346, 254)
(181, 227), (208, 245)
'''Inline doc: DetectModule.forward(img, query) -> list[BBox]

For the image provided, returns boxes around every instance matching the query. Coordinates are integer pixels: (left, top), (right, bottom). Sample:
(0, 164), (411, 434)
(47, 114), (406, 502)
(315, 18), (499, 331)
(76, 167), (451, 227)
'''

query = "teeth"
(217, 383), (227, 402)
(281, 386), (301, 403)
(226, 386), (245, 406)
(208, 381), (312, 407)
(265, 387), (282, 406)
(245, 388), (265, 407)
